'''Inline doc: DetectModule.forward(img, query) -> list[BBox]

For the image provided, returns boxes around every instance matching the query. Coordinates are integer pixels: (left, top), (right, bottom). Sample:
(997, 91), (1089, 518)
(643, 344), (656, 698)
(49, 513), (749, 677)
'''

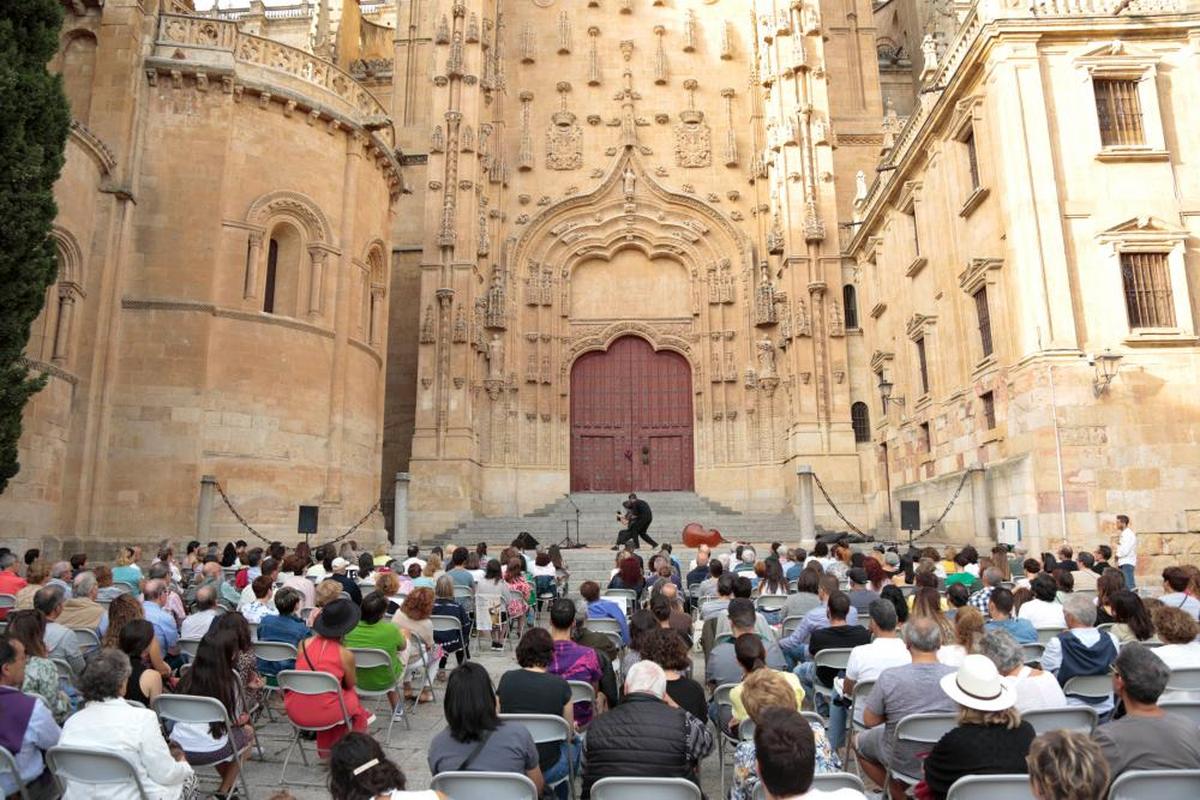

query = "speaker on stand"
(899, 500), (920, 551)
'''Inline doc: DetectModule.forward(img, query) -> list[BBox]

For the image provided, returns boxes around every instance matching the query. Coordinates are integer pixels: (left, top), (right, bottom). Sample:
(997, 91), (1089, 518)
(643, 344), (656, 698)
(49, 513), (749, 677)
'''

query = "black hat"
(847, 567), (869, 586)
(313, 598), (361, 639)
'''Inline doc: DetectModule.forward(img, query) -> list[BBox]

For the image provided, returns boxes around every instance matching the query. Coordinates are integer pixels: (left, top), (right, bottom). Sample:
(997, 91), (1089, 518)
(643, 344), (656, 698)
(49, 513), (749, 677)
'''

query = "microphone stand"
(558, 494), (585, 549)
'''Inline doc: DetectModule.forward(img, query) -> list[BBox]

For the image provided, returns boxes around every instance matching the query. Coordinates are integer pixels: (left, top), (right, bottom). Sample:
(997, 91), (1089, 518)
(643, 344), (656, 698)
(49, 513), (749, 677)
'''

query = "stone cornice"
(122, 296), (339, 340)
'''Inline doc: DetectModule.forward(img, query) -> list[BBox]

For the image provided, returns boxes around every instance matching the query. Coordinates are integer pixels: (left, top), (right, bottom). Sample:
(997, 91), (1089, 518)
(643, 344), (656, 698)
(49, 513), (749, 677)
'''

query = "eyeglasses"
(1108, 664), (1121, 678)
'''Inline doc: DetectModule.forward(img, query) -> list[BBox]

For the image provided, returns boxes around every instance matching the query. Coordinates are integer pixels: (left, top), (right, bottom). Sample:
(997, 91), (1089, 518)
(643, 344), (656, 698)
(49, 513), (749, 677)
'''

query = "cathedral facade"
(5, 0), (1200, 563)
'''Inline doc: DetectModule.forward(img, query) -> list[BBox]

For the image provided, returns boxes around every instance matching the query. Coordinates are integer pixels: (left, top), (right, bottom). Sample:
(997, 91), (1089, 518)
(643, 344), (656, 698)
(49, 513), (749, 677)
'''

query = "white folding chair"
(1021, 642), (1044, 665)
(801, 710), (825, 728)
(843, 678), (876, 773)
(0, 745), (32, 800)
(712, 682), (740, 792)
(430, 771), (538, 800)
(811, 647), (854, 710)
(602, 589), (637, 615)
(404, 636), (437, 704)
(1167, 666), (1200, 693)
(349, 647), (408, 740)
(781, 615), (805, 638)
(591, 776), (700, 800)
(178, 637), (202, 659)
(586, 617), (623, 637)
(1107, 769), (1200, 800)
(152, 694), (251, 800)
(1022, 705), (1097, 735)
(46, 745), (150, 800)
(501, 713), (576, 800)
(1097, 622), (1115, 634)
(885, 712), (958, 787)
(1160, 699), (1200, 727)
(1062, 674), (1113, 704)
(811, 773), (867, 794)
(431, 614), (469, 661)
(755, 595), (787, 615)
(568, 680), (596, 708)
(276, 670), (351, 782)
(71, 627), (101, 654)
(1036, 626), (1065, 645)
(947, 774), (1035, 800)
(51, 657), (76, 689)
(246, 622), (258, 641)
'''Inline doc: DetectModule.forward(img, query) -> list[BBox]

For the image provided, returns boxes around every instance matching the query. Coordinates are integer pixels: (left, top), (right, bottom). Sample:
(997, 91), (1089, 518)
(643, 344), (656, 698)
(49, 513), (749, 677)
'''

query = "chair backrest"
(152, 693), (231, 727)
(46, 746), (149, 800)
(812, 647), (854, 672)
(801, 710), (824, 729)
(1107, 769), (1200, 800)
(713, 682), (738, 710)
(276, 669), (342, 696)
(781, 615), (805, 637)
(0, 594), (15, 609)
(568, 680), (596, 706)
(1021, 642), (1044, 665)
(430, 771), (539, 800)
(946, 774), (1035, 800)
(499, 713), (571, 747)
(900, 585), (917, 598)
(52, 658), (76, 685)
(1097, 622), (1114, 634)
(430, 614), (464, 634)
(71, 627), (101, 652)
(178, 637), (202, 658)
(590, 776), (701, 800)
(1167, 667), (1200, 692)
(349, 647), (395, 671)
(453, 585), (474, 601)
(252, 640), (298, 663)
(1063, 674), (1113, 700)
(738, 717), (756, 741)
(756, 595), (787, 612)
(0, 744), (28, 800)
(894, 712), (958, 746)
(787, 579), (798, 593)
(1036, 626), (1066, 644)
(586, 617), (623, 636)
(1022, 705), (1098, 735)
(246, 622), (258, 641)
(812, 773), (867, 794)
(1160, 700), (1200, 728)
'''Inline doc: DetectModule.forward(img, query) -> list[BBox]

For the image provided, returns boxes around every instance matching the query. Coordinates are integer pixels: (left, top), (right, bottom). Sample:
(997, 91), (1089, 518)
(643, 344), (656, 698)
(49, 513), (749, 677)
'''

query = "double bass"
(682, 522), (726, 549)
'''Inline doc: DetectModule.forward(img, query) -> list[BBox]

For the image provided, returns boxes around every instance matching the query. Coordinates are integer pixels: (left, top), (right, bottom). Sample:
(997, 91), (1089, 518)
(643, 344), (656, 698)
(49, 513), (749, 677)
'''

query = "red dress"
(282, 636), (371, 755)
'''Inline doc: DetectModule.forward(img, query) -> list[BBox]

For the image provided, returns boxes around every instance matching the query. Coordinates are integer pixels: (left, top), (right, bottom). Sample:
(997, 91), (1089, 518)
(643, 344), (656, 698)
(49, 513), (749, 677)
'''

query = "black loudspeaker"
(298, 505), (319, 535)
(900, 500), (921, 532)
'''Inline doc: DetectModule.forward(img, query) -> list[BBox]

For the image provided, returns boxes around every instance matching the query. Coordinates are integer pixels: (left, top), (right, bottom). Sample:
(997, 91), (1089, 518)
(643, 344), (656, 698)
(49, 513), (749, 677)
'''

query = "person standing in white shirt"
(831, 599), (911, 752)
(1115, 514), (1137, 590)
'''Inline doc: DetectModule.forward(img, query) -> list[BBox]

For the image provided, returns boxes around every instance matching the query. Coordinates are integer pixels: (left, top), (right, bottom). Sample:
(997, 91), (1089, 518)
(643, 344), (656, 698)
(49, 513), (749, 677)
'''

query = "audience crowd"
(1, 523), (1199, 800)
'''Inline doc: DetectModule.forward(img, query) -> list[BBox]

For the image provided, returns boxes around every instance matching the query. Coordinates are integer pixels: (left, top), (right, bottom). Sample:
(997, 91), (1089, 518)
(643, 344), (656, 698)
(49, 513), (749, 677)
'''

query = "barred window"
(981, 391), (996, 430)
(851, 402), (871, 443)
(1121, 252), (1175, 329)
(974, 286), (994, 358)
(843, 285), (859, 330)
(920, 421), (932, 453)
(1094, 78), (1145, 147)
(915, 336), (930, 395)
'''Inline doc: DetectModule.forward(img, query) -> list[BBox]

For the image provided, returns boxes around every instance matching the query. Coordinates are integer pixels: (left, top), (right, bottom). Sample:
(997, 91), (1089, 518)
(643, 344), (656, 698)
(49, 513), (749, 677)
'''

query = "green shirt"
(343, 619), (406, 691)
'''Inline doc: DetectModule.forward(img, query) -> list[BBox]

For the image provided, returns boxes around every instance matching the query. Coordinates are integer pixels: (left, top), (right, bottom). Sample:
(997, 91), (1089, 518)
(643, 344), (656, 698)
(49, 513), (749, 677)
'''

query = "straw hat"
(939, 654), (1017, 712)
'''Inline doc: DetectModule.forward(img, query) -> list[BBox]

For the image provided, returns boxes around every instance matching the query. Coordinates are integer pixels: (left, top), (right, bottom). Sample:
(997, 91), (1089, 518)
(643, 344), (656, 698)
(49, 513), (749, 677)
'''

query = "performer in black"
(613, 493), (657, 550)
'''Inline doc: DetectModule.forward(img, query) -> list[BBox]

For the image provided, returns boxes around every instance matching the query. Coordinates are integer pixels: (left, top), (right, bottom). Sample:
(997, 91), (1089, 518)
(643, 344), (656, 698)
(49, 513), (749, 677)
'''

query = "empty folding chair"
(501, 713), (577, 800)
(275, 670), (351, 783)
(590, 776), (701, 800)
(430, 771), (539, 800)
(885, 712), (959, 788)
(1107, 769), (1200, 800)
(348, 647), (408, 741)
(152, 694), (252, 800)
(946, 774), (1035, 800)
(45, 745), (150, 800)
(1022, 706), (1097, 736)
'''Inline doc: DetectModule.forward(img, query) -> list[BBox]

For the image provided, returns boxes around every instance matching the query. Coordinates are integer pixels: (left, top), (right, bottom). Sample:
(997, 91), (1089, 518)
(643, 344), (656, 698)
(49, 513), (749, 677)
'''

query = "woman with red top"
(283, 598), (374, 755)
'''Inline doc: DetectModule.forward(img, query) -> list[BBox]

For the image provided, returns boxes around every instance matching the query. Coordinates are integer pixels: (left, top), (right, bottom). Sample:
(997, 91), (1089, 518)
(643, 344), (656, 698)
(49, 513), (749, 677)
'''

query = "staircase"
(427, 491), (809, 589)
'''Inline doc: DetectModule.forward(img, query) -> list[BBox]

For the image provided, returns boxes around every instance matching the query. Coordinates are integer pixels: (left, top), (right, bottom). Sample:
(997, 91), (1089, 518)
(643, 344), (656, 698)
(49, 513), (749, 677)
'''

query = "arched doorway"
(570, 335), (694, 492)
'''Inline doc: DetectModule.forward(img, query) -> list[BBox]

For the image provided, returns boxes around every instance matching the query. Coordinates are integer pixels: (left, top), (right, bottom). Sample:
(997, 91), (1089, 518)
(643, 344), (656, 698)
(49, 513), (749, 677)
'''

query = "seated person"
(1041, 594), (1119, 716)
(343, 591), (407, 717)
(330, 732), (446, 800)
(753, 705), (865, 800)
(0, 637), (61, 800)
(255, 587), (310, 679)
(1026, 730), (1110, 800)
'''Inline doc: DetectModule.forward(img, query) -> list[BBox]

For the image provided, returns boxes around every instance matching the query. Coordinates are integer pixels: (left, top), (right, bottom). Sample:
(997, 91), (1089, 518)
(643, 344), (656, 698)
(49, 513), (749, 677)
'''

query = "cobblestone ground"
(234, 631), (732, 800)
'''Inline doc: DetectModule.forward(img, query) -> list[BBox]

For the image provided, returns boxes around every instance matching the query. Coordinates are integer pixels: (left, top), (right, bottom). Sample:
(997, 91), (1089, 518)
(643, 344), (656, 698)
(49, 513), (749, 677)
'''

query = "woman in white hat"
(921, 653), (1036, 799)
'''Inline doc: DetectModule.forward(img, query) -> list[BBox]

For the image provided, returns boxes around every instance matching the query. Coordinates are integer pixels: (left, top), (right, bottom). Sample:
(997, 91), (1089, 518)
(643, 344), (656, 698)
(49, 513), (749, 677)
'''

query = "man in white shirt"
(1115, 514), (1137, 589)
(829, 599), (911, 752)
(401, 544), (426, 572)
(1017, 573), (1066, 630)
(181, 585), (221, 640)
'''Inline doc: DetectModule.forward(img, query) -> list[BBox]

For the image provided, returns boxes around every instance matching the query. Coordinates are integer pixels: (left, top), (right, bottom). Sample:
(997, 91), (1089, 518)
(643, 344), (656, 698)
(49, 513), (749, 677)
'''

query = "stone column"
(369, 286), (384, 347)
(968, 464), (990, 545)
(308, 246), (328, 318)
(197, 474), (218, 539)
(796, 464), (816, 543)
(51, 287), (76, 363)
(243, 230), (263, 300)
(393, 472), (411, 551)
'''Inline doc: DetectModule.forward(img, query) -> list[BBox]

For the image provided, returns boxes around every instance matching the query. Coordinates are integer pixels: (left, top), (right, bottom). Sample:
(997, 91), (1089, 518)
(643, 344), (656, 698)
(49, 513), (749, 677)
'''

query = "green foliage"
(0, 0), (71, 493)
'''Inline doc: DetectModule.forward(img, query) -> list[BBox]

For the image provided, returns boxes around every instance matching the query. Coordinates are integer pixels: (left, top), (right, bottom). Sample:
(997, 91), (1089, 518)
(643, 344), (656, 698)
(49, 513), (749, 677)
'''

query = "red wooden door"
(570, 336), (693, 492)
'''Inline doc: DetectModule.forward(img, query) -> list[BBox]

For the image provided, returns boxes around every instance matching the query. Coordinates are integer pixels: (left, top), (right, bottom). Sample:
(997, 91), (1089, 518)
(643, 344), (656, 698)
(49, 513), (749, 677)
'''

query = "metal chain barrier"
(811, 467), (972, 546)
(212, 479), (384, 549)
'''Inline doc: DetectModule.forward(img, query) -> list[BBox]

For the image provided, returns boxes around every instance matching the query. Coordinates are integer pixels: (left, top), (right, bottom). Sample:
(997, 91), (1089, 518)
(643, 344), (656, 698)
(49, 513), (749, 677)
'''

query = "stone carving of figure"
(622, 166), (636, 198)
(921, 34), (939, 71)
(757, 337), (777, 379)
(487, 334), (504, 380)
(854, 170), (868, 203)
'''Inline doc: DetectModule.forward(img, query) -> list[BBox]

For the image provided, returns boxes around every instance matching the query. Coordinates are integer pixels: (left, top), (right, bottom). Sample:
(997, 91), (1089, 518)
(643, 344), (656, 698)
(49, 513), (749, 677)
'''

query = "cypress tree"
(0, 0), (71, 493)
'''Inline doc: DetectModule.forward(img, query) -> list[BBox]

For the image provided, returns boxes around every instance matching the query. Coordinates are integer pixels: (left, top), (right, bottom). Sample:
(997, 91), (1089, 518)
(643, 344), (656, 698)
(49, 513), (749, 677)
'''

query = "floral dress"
(731, 719), (840, 800)
(234, 649), (265, 717)
(24, 654), (72, 723)
(505, 575), (533, 621)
